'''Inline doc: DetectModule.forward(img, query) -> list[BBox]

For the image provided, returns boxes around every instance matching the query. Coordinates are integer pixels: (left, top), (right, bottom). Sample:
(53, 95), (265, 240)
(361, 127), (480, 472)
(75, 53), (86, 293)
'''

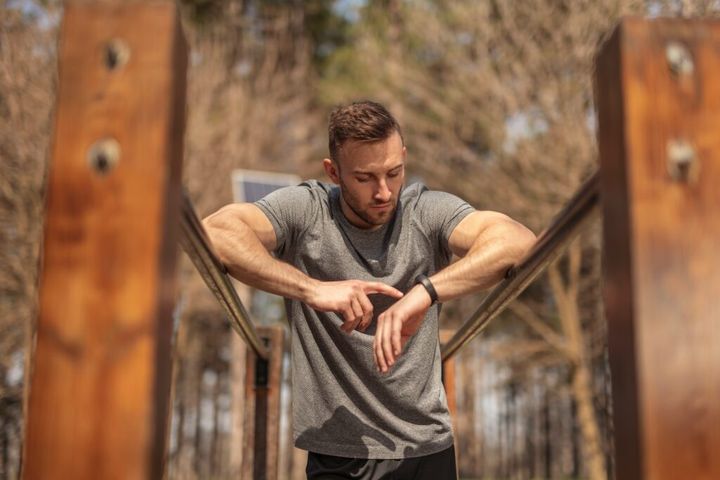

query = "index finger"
(362, 282), (403, 299)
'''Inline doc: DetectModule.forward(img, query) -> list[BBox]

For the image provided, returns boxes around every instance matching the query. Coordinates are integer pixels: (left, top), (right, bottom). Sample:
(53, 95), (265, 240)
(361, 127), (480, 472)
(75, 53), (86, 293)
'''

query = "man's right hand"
(306, 280), (403, 333)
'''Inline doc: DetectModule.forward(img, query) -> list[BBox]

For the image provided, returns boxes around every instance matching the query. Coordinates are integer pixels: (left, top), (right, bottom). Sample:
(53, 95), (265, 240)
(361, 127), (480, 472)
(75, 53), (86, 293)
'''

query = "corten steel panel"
(595, 18), (720, 480)
(22, 2), (187, 479)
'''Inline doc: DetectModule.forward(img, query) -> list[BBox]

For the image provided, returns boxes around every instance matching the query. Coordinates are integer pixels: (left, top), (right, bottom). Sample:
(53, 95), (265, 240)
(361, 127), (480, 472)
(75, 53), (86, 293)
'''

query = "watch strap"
(416, 274), (439, 305)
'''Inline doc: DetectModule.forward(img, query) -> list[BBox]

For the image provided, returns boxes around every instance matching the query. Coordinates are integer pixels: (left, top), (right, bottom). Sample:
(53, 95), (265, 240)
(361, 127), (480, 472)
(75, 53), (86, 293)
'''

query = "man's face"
(323, 131), (406, 230)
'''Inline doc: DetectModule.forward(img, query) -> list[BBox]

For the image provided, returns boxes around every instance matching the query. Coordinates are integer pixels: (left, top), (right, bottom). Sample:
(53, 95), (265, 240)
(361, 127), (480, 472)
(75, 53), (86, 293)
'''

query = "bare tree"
(0, 4), (59, 476)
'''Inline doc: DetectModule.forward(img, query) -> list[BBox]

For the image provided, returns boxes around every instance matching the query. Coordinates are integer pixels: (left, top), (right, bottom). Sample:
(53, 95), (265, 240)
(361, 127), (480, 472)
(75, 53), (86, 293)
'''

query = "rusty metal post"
(595, 18), (720, 480)
(242, 325), (285, 480)
(22, 2), (187, 479)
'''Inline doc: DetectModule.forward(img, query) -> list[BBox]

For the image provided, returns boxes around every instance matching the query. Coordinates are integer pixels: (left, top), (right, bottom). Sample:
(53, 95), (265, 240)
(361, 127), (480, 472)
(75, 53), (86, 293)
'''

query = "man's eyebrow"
(352, 164), (404, 175)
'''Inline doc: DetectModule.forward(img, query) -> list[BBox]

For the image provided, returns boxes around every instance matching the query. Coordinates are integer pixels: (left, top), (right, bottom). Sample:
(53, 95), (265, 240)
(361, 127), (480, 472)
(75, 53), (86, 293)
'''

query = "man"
(203, 101), (536, 479)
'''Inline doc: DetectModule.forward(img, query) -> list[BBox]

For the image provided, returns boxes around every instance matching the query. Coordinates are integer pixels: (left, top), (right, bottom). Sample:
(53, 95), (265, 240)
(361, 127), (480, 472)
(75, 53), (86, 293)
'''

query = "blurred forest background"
(2, 0), (720, 479)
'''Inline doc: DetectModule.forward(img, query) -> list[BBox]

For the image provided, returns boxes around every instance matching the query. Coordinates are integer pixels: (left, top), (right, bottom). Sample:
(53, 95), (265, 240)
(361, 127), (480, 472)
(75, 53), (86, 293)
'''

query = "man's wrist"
(415, 274), (439, 306)
(409, 284), (433, 308)
(300, 277), (321, 304)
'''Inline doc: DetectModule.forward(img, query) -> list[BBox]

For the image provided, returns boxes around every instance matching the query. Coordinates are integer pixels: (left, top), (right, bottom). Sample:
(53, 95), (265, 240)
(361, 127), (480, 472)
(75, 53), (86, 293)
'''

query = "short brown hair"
(328, 100), (403, 163)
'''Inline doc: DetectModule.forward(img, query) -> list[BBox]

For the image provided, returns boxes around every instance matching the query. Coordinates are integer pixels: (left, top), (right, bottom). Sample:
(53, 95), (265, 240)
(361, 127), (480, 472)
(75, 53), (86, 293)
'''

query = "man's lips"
(370, 203), (392, 209)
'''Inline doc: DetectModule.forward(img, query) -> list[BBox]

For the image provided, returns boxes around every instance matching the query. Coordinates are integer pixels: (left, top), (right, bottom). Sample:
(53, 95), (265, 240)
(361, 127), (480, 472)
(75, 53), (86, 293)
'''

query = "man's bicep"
(205, 203), (278, 252)
(236, 203), (278, 251)
(447, 210), (512, 258)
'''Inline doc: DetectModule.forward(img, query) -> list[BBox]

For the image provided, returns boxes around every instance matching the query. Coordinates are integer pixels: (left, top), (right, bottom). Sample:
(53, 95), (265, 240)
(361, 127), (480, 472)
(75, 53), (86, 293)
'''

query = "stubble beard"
(339, 179), (397, 228)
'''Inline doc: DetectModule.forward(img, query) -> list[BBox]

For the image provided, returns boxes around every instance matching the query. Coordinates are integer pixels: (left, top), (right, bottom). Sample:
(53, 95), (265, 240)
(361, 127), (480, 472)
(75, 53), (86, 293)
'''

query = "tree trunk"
(1, 412), (7, 477)
(543, 388), (552, 479)
(571, 361), (607, 480)
(526, 383), (536, 480)
(549, 240), (607, 480)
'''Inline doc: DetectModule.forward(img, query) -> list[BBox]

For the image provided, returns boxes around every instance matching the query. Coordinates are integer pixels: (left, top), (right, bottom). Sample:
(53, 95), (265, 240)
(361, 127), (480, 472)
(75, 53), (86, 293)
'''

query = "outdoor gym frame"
(20, 2), (720, 479)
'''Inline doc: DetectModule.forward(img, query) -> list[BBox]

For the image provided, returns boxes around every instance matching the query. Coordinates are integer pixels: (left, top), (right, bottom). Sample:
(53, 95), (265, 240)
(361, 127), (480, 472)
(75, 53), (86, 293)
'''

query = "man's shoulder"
(301, 179), (335, 196)
(254, 180), (336, 241)
(400, 181), (428, 203)
(400, 182), (474, 223)
(263, 179), (335, 204)
(401, 182), (460, 206)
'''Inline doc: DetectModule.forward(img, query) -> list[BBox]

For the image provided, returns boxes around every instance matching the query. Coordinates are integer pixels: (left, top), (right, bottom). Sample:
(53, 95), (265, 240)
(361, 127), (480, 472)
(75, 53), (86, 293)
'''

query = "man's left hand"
(373, 285), (433, 373)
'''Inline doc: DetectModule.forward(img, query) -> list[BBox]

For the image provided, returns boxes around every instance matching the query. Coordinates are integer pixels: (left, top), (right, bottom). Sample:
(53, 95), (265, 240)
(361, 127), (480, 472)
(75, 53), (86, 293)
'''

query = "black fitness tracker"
(415, 274), (439, 305)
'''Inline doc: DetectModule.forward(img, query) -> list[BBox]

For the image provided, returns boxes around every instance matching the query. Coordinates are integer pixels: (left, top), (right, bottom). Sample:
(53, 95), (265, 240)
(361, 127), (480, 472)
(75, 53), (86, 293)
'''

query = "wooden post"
(242, 325), (285, 480)
(22, 2), (187, 479)
(595, 18), (720, 480)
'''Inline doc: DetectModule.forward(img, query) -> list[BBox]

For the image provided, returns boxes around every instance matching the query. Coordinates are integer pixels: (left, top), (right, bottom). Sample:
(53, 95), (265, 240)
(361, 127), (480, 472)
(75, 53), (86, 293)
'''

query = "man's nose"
(374, 179), (391, 202)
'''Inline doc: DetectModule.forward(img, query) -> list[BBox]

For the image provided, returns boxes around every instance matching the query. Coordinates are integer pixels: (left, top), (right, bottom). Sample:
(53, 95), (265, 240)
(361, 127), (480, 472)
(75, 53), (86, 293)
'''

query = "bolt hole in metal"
(104, 39), (130, 70)
(667, 139), (699, 183)
(666, 41), (694, 75)
(87, 138), (120, 175)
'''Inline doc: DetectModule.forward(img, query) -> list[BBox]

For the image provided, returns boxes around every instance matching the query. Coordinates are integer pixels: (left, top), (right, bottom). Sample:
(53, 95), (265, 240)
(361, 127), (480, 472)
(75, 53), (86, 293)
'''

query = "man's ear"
(323, 158), (341, 184)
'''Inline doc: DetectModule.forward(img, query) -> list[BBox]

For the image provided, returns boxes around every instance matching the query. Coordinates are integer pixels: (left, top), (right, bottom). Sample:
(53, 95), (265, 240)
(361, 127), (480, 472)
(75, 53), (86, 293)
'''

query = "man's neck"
(339, 195), (381, 231)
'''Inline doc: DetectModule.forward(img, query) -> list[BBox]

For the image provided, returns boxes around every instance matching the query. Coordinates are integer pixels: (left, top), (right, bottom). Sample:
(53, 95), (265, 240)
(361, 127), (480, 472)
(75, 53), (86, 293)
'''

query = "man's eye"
(356, 177), (369, 183)
(388, 172), (399, 178)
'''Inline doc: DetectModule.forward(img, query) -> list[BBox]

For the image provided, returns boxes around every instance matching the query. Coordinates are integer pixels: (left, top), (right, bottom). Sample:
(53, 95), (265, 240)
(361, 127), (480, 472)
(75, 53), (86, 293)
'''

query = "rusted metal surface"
(441, 171), (599, 362)
(243, 326), (285, 480)
(596, 18), (720, 480)
(22, 2), (187, 478)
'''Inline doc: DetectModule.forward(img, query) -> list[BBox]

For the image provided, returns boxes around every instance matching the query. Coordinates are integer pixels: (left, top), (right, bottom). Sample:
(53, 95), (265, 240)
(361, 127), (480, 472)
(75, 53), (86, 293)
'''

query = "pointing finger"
(364, 282), (403, 299)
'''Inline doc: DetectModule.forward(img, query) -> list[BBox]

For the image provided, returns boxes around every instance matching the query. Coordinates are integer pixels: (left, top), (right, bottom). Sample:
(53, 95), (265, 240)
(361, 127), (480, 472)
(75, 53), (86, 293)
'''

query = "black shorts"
(306, 445), (457, 480)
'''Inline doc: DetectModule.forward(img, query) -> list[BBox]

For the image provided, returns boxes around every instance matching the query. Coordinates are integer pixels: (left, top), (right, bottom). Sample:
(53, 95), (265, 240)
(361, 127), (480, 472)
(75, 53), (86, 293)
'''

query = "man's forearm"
(203, 217), (316, 301)
(430, 222), (536, 302)
(374, 218), (535, 372)
(202, 211), (404, 330)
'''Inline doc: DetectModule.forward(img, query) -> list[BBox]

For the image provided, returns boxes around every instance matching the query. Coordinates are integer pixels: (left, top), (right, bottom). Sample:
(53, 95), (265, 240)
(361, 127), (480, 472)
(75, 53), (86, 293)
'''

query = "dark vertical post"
(439, 329), (458, 469)
(243, 325), (285, 480)
(22, 2), (186, 479)
(596, 18), (720, 480)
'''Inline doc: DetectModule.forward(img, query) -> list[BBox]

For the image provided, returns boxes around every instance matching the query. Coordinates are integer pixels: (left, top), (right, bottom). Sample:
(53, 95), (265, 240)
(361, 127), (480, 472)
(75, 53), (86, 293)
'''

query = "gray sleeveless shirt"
(255, 180), (474, 459)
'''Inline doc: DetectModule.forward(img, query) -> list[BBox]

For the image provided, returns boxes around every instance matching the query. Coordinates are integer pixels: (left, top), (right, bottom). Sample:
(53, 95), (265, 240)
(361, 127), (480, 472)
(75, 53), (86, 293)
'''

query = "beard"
(339, 178), (399, 227)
